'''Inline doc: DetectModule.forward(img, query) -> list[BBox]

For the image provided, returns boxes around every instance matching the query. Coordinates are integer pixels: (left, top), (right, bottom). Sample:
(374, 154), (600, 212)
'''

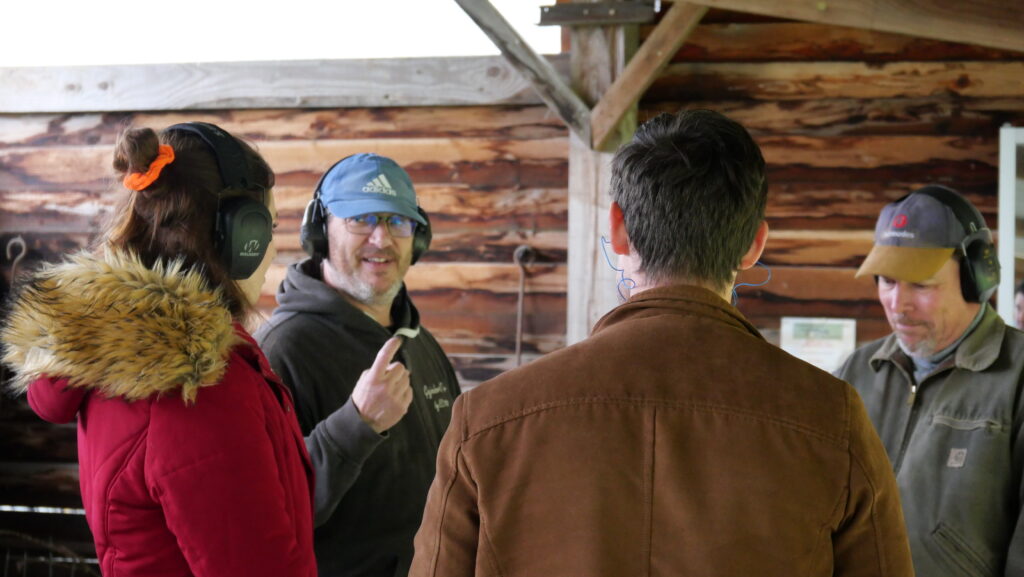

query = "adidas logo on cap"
(362, 174), (397, 196)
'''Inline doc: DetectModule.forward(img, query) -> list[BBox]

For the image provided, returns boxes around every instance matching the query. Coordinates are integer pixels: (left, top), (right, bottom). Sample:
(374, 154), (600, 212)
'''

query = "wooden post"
(566, 3), (638, 344)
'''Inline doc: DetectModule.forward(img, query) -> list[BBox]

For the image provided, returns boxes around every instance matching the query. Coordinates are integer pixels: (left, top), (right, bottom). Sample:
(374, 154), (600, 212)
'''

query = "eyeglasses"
(344, 213), (416, 238)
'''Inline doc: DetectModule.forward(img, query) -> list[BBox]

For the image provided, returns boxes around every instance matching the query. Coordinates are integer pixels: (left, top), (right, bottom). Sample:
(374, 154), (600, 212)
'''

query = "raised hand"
(351, 336), (412, 434)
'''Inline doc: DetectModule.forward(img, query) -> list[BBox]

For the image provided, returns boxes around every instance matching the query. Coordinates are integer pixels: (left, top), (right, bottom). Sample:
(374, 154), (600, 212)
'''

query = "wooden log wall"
(643, 10), (1024, 343)
(0, 105), (570, 382)
(1, 7), (1023, 563)
(0, 104), (568, 559)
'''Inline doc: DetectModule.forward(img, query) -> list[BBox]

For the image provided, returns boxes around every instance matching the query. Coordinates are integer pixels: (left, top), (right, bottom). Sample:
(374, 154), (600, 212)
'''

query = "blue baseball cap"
(318, 153), (427, 225)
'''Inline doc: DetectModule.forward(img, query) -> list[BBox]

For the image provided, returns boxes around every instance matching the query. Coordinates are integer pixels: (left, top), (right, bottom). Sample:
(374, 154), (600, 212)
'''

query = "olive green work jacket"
(836, 305), (1024, 577)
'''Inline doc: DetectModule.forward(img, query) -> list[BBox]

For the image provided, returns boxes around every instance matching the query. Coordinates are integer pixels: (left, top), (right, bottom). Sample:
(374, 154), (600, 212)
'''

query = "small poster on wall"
(780, 317), (857, 373)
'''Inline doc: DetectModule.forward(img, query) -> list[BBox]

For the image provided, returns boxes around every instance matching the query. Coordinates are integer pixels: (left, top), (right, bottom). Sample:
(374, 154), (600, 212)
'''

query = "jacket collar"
(1, 250), (241, 402)
(869, 304), (1005, 374)
(592, 284), (765, 341)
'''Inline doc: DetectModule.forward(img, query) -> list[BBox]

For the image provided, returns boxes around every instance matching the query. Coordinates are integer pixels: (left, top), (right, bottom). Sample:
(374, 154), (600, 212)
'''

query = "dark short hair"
(1016, 280), (1024, 296)
(610, 110), (767, 291)
(105, 125), (274, 319)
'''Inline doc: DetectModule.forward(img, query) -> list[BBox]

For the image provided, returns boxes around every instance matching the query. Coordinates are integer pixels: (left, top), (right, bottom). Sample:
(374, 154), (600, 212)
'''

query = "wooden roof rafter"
(455, 0), (593, 144)
(455, 0), (708, 152)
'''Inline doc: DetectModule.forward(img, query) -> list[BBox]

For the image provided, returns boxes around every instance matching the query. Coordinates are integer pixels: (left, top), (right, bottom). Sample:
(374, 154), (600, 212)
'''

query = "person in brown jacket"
(409, 110), (913, 577)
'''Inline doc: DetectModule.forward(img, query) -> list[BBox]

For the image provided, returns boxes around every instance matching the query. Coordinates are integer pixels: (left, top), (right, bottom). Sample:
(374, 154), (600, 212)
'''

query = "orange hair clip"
(123, 144), (175, 191)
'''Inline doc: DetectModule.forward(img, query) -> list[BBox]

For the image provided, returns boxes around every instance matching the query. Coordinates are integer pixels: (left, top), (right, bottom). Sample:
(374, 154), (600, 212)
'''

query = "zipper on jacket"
(893, 377), (920, 474)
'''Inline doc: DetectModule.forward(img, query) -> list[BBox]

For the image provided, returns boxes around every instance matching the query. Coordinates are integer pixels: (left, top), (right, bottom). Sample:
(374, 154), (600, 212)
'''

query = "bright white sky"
(1, 0), (561, 67)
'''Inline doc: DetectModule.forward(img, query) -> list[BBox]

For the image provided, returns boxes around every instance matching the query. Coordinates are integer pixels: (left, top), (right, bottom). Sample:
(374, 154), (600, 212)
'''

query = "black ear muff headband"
(167, 122), (253, 192)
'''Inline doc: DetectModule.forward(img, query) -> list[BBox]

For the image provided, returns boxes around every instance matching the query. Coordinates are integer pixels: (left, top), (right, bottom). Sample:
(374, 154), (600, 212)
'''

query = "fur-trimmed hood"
(1, 250), (240, 403)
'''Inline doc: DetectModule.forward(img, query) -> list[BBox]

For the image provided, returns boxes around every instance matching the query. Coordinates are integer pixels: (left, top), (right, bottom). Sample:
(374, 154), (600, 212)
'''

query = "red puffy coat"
(1, 251), (317, 577)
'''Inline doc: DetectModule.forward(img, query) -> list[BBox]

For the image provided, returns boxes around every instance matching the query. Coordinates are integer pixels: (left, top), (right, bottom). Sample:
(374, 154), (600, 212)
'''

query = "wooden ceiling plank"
(0, 55), (570, 114)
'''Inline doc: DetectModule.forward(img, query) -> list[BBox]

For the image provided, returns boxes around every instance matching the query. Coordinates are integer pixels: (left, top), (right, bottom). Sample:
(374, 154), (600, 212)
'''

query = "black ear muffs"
(300, 195), (329, 262)
(166, 122), (272, 279)
(300, 158), (432, 264)
(217, 196), (273, 278)
(412, 207), (432, 264)
(913, 185), (1000, 303)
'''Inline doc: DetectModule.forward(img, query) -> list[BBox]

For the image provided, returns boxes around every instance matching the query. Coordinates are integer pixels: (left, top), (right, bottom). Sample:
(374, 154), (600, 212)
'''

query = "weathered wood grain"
(7, 96), (1020, 153)
(259, 262), (567, 299)
(667, 22), (1023, 62)
(642, 97), (1024, 137)
(448, 353), (546, 388)
(732, 266), (884, 322)
(1, 134), (995, 234)
(680, 0), (1024, 53)
(4, 194), (999, 269)
(765, 183), (997, 230)
(649, 61), (1024, 101)
(761, 230), (874, 268)
(0, 139), (569, 192)
(0, 55), (572, 113)
(274, 183), (569, 230)
(2, 133), (993, 188)
(0, 106), (568, 149)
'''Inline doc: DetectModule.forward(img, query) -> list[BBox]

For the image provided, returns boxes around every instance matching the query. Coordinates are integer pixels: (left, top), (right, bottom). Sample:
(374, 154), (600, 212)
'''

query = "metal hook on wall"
(6, 236), (26, 280)
(513, 245), (537, 368)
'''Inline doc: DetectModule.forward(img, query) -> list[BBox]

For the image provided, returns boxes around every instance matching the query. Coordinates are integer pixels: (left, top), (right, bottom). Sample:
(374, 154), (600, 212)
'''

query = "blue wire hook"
(600, 236), (636, 303)
(732, 261), (772, 305)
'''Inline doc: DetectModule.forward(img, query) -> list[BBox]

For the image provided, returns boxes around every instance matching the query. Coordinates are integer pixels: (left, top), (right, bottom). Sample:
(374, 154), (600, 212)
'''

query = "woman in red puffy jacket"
(2, 122), (317, 577)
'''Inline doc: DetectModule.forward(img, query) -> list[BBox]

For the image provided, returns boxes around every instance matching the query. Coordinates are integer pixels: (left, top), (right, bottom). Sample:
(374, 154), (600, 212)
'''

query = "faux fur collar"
(2, 250), (240, 402)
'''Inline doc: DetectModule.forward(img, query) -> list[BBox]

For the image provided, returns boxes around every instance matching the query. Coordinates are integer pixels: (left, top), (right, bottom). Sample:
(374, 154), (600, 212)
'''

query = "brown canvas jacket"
(411, 284), (913, 577)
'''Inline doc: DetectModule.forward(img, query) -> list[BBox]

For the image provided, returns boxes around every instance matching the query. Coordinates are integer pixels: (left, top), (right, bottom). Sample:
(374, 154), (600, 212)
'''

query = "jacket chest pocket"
(931, 414), (1003, 434)
(924, 412), (1007, 471)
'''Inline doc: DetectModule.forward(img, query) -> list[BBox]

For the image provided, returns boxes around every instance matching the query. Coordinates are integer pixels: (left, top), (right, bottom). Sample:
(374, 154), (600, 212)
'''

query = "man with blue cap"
(835, 184), (1024, 576)
(256, 154), (460, 577)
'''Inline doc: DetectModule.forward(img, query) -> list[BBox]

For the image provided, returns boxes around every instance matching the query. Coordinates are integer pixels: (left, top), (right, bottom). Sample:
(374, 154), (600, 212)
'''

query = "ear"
(739, 220), (769, 270)
(608, 202), (630, 255)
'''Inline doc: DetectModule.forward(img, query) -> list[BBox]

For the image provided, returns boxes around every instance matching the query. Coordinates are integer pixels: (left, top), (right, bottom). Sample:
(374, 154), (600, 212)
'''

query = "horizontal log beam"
(649, 61), (1024, 101)
(1, 133), (997, 200)
(643, 97), (1024, 137)
(0, 106), (567, 149)
(668, 22), (1023, 62)
(683, 0), (1024, 53)
(0, 138), (569, 193)
(4, 96), (1021, 154)
(0, 55), (571, 114)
